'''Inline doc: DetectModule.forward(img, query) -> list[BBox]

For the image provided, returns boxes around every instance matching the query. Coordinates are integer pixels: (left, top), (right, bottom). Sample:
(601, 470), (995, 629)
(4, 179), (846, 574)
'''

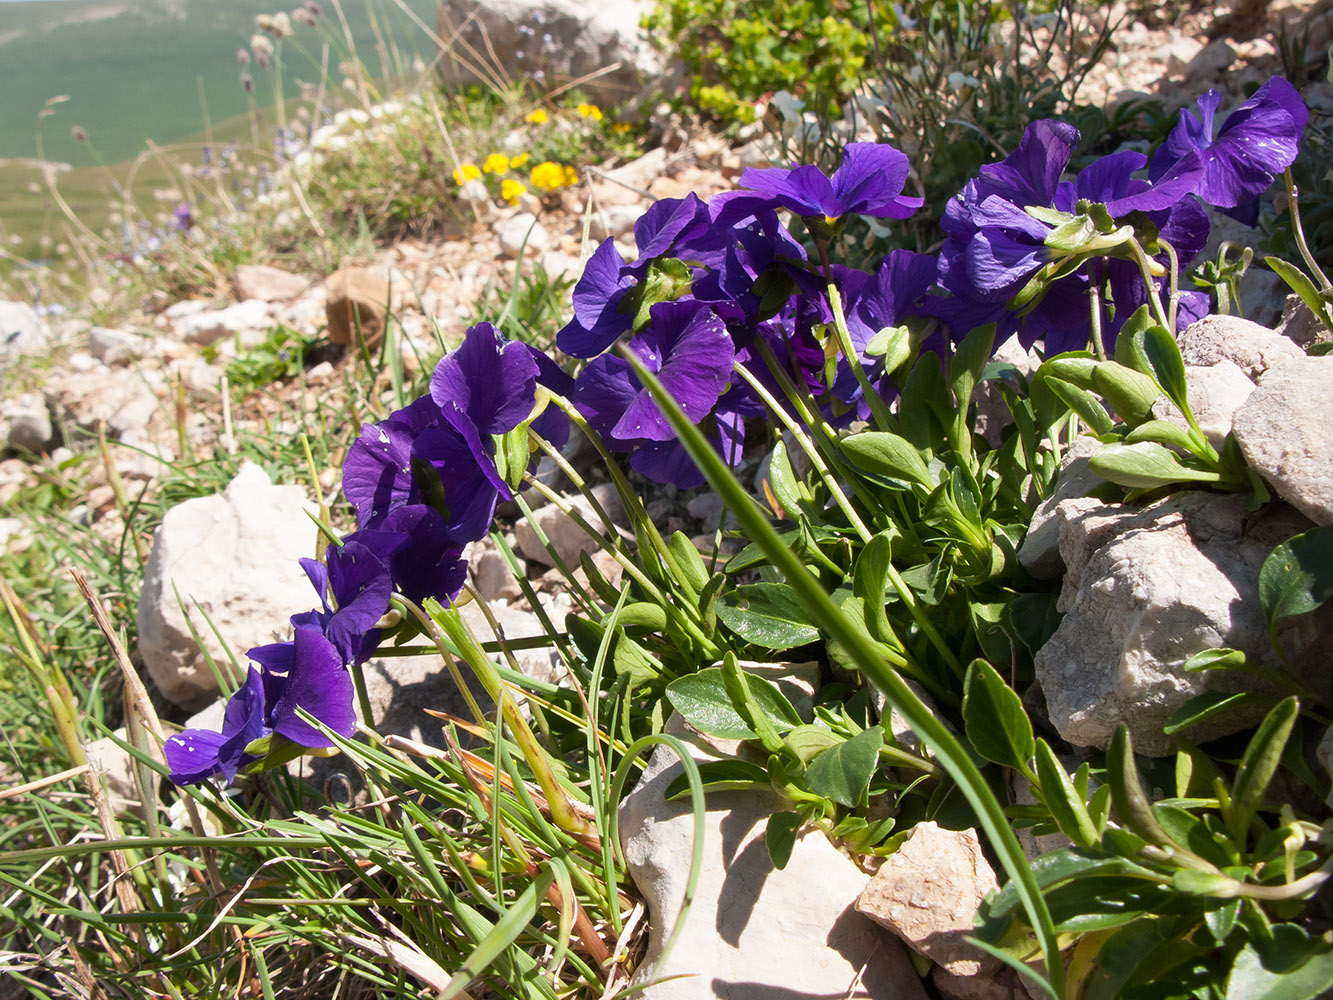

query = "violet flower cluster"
(167, 78), (1307, 786)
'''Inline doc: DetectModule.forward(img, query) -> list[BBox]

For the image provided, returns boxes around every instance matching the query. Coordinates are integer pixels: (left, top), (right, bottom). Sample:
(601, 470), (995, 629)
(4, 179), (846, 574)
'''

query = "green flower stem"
(529, 429), (621, 543)
(426, 598), (600, 842)
(545, 392), (679, 587)
(1284, 167), (1333, 291)
(522, 475), (721, 658)
(730, 360), (873, 544)
(393, 594), (488, 726)
(511, 491), (599, 616)
(1127, 237), (1171, 330)
(1089, 259), (1108, 361)
(1160, 237), (1181, 333)
(348, 658), (376, 737)
(816, 241), (897, 432)
(624, 351), (1067, 999)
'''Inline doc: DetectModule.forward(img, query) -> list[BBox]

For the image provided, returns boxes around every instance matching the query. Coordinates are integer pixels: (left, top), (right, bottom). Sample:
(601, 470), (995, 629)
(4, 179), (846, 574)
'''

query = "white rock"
(515, 482), (627, 568)
(0, 300), (47, 356)
(172, 299), (272, 346)
(45, 369), (158, 441)
(164, 299), (209, 321)
(457, 599), (560, 686)
(435, 0), (660, 107)
(4, 392), (53, 454)
(233, 264), (311, 302)
(1018, 436), (1105, 580)
(1275, 293), (1331, 349)
(856, 822), (1000, 977)
(589, 203), (642, 241)
(1233, 355), (1333, 525)
(136, 463), (319, 709)
(620, 720), (927, 999)
(88, 326), (145, 365)
(466, 539), (525, 603)
(1176, 314), (1302, 380)
(1150, 360), (1255, 448)
(495, 212), (550, 258)
(1036, 492), (1327, 754)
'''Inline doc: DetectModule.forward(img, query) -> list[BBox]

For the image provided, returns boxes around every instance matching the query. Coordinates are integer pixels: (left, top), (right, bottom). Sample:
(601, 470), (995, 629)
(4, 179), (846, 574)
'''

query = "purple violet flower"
(165, 628), (356, 786)
(726, 143), (924, 225)
(291, 539), (396, 665)
(1150, 77), (1308, 223)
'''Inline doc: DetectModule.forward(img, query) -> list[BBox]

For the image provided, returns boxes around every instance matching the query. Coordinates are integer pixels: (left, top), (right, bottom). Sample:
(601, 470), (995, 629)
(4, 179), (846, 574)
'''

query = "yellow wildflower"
(530, 160), (566, 192)
(500, 179), (527, 205)
(482, 153), (510, 174)
(452, 163), (481, 185)
(577, 102), (603, 121)
(525, 109), (548, 124)
(563, 165), (579, 186)
(510, 152), (530, 169)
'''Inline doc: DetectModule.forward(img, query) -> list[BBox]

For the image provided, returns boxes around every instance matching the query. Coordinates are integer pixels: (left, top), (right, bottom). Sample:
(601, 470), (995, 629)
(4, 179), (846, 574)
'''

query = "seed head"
(70, 125), (88, 143)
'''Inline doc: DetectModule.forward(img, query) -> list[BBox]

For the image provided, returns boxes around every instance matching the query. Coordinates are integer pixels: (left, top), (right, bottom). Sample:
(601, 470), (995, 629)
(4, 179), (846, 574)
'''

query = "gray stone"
(137, 463), (318, 709)
(172, 299), (273, 346)
(620, 718), (927, 999)
(495, 212), (549, 258)
(974, 338), (1042, 448)
(1176, 314), (1303, 380)
(515, 482), (627, 568)
(435, 0), (660, 107)
(1036, 492), (1329, 754)
(4, 392), (53, 454)
(458, 599), (559, 687)
(1150, 360), (1255, 448)
(45, 369), (158, 441)
(1233, 356), (1333, 525)
(1018, 436), (1104, 580)
(88, 326), (145, 365)
(325, 266), (394, 351)
(0, 300), (46, 356)
(466, 540), (526, 603)
(233, 264), (311, 302)
(1275, 293), (1331, 349)
(856, 822), (1000, 977)
(589, 203), (642, 241)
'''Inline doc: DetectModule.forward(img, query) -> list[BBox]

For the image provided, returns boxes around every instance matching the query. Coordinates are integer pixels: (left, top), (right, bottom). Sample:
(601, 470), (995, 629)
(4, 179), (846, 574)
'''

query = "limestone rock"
(136, 463), (319, 709)
(435, 0), (659, 107)
(45, 369), (157, 441)
(1036, 492), (1329, 754)
(172, 299), (273, 346)
(495, 212), (549, 258)
(458, 600), (559, 686)
(1233, 356), (1333, 525)
(1018, 436), (1105, 580)
(589, 203), (642, 242)
(0, 300), (46, 357)
(89, 326), (145, 365)
(466, 539), (525, 603)
(233, 264), (311, 302)
(1150, 360), (1255, 448)
(4, 392), (53, 454)
(973, 337), (1042, 448)
(515, 482), (627, 568)
(1176, 313), (1302, 380)
(1275, 293), (1331, 349)
(856, 822), (1000, 978)
(325, 266), (392, 350)
(620, 721), (927, 999)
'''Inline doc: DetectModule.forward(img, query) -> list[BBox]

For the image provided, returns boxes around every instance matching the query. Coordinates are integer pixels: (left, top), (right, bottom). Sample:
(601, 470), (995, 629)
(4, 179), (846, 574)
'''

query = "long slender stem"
(1127, 238), (1170, 329)
(815, 242), (897, 431)
(1284, 167), (1333, 292)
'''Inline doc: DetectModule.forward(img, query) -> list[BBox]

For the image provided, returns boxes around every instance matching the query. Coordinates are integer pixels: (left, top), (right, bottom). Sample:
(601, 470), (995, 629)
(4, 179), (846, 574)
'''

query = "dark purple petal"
(342, 417), (419, 528)
(967, 228), (1048, 299)
(269, 627), (355, 746)
(741, 163), (835, 217)
(411, 424), (505, 537)
(978, 120), (1079, 208)
(558, 239), (635, 357)
(832, 143), (921, 218)
(166, 667), (269, 785)
(247, 641), (295, 674)
(431, 322), (539, 438)
(322, 540), (394, 664)
(572, 354), (640, 439)
(165, 729), (228, 785)
(634, 194), (709, 259)
(299, 557), (331, 614)
(380, 504), (469, 605)
(612, 303), (734, 443)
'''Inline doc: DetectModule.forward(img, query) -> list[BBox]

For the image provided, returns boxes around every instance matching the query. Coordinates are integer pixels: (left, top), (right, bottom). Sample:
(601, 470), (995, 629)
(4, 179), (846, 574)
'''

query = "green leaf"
(1089, 441), (1222, 489)
(840, 430), (935, 489)
(1182, 648), (1248, 672)
(668, 531), (710, 597)
(1163, 690), (1260, 735)
(1257, 526), (1333, 639)
(784, 724), (841, 764)
(864, 324), (913, 377)
(1228, 696), (1299, 843)
(664, 758), (772, 800)
(1039, 354), (1099, 391)
(629, 257), (693, 331)
(950, 322), (996, 411)
(764, 439), (812, 520)
(1034, 737), (1100, 847)
(962, 659), (1034, 772)
(716, 582), (821, 650)
(1092, 361), (1162, 426)
(665, 667), (802, 740)
(1043, 376), (1115, 436)
(1123, 419), (1199, 452)
(1227, 935), (1333, 1000)
(1107, 726), (1175, 848)
(1140, 324), (1192, 418)
(898, 351), (953, 451)
(852, 532), (893, 639)
(1114, 304), (1156, 357)
(766, 811), (803, 870)
(805, 726), (883, 807)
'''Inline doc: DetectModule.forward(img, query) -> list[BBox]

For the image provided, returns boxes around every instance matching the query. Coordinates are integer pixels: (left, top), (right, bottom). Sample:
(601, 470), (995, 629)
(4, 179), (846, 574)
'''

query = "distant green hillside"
(0, 0), (438, 166)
